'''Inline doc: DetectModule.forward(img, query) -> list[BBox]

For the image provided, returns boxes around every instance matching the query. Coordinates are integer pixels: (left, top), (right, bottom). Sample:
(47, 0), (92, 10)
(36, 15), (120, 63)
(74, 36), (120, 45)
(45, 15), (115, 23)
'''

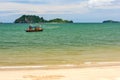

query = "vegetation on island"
(14, 15), (46, 23)
(103, 20), (120, 23)
(48, 18), (73, 23)
(14, 15), (73, 23)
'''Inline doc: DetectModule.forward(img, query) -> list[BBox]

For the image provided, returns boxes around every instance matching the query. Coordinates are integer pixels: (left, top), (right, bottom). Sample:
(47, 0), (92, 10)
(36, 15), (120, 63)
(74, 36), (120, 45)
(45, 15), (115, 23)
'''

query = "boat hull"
(26, 29), (43, 32)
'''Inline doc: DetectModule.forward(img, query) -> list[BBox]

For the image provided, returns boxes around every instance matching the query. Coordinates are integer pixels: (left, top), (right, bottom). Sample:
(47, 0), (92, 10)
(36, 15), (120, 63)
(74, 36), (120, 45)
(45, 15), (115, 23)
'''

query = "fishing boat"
(26, 26), (43, 32)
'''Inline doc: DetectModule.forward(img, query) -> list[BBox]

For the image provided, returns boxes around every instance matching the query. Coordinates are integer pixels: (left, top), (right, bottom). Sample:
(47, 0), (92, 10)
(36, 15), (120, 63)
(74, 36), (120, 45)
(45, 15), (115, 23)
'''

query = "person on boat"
(28, 25), (33, 30)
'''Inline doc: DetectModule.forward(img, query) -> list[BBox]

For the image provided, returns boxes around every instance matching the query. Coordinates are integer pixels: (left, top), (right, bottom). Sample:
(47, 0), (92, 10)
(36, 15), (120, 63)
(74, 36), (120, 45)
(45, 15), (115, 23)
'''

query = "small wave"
(3, 41), (18, 44)
(84, 62), (92, 65)
(0, 66), (47, 70)
(45, 26), (60, 29)
(58, 64), (76, 67)
(0, 64), (79, 70)
(83, 61), (120, 66)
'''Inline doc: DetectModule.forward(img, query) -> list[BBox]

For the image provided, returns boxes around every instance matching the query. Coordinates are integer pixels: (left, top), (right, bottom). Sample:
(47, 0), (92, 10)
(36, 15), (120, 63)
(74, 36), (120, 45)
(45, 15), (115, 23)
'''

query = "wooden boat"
(26, 28), (43, 32)
(26, 26), (43, 32)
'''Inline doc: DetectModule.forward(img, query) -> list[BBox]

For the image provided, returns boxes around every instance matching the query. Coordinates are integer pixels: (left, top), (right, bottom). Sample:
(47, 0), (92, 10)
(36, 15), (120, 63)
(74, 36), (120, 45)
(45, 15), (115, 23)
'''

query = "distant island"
(103, 20), (120, 23)
(14, 15), (73, 23)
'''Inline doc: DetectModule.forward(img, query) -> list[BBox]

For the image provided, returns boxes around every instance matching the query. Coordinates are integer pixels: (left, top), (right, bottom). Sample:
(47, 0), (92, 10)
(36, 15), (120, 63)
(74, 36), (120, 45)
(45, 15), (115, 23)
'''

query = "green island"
(14, 15), (73, 23)
(103, 20), (120, 23)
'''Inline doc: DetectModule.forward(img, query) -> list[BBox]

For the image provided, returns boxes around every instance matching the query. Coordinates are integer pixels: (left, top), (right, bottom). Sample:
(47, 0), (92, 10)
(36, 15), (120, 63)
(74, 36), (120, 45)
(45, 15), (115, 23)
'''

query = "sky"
(0, 0), (120, 23)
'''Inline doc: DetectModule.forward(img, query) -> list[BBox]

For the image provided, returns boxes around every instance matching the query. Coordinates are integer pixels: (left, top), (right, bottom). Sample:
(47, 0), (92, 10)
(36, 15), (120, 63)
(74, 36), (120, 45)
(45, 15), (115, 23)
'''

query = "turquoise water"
(0, 23), (120, 66)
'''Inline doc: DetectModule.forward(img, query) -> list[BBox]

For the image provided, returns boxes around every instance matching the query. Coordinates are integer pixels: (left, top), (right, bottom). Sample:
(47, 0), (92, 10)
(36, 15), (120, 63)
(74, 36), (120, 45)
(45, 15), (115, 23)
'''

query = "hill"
(14, 15), (73, 23)
(103, 20), (120, 23)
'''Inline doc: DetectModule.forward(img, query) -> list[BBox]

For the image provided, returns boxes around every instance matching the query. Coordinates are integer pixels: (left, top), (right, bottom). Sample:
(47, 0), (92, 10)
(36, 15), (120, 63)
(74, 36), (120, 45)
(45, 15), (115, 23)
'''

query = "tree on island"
(48, 18), (73, 23)
(14, 15), (46, 23)
(14, 15), (73, 23)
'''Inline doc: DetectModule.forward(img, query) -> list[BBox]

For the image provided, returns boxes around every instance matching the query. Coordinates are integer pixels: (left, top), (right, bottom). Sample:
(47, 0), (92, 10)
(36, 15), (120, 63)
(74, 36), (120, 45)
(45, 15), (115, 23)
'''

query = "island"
(14, 15), (73, 23)
(103, 20), (120, 23)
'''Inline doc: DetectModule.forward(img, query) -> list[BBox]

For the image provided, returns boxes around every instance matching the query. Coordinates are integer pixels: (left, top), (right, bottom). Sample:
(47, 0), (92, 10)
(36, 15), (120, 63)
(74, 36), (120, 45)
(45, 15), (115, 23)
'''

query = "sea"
(0, 23), (120, 66)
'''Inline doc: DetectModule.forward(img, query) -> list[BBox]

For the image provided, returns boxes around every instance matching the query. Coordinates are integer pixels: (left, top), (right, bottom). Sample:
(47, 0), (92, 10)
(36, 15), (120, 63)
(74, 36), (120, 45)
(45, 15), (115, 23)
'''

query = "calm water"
(0, 23), (120, 66)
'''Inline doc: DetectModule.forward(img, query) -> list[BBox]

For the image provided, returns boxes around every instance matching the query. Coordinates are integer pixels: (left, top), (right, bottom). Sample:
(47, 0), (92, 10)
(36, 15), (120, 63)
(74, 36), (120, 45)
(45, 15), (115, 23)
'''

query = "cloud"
(88, 0), (120, 9)
(1, 0), (120, 17)
(0, 1), (89, 16)
(0, 0), (83, 5)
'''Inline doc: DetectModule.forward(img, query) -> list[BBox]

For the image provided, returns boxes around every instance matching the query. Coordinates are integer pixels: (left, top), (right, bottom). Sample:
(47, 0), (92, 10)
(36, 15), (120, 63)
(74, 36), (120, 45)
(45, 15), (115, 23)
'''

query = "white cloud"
(0, 1), (89, 16)
(88, 0), (120, 9)
(0, 0), (120, 18)
(89, 0), (114, 4)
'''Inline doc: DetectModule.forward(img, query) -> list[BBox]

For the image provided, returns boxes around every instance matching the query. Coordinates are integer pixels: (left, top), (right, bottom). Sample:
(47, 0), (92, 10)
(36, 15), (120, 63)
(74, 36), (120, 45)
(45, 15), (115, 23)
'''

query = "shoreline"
(0, 61), (120, 70)
(0, 62), (120, 80)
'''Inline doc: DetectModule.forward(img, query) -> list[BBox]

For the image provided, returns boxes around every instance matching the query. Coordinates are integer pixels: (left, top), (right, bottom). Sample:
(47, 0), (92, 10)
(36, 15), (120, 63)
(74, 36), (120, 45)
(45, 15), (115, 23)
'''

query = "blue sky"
(0, 0), (120, 23)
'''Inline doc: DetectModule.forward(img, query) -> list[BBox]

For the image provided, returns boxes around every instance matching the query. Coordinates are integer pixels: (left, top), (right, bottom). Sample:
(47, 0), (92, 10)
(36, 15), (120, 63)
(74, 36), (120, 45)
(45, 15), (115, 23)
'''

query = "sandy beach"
(0, 62), (120, 80)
